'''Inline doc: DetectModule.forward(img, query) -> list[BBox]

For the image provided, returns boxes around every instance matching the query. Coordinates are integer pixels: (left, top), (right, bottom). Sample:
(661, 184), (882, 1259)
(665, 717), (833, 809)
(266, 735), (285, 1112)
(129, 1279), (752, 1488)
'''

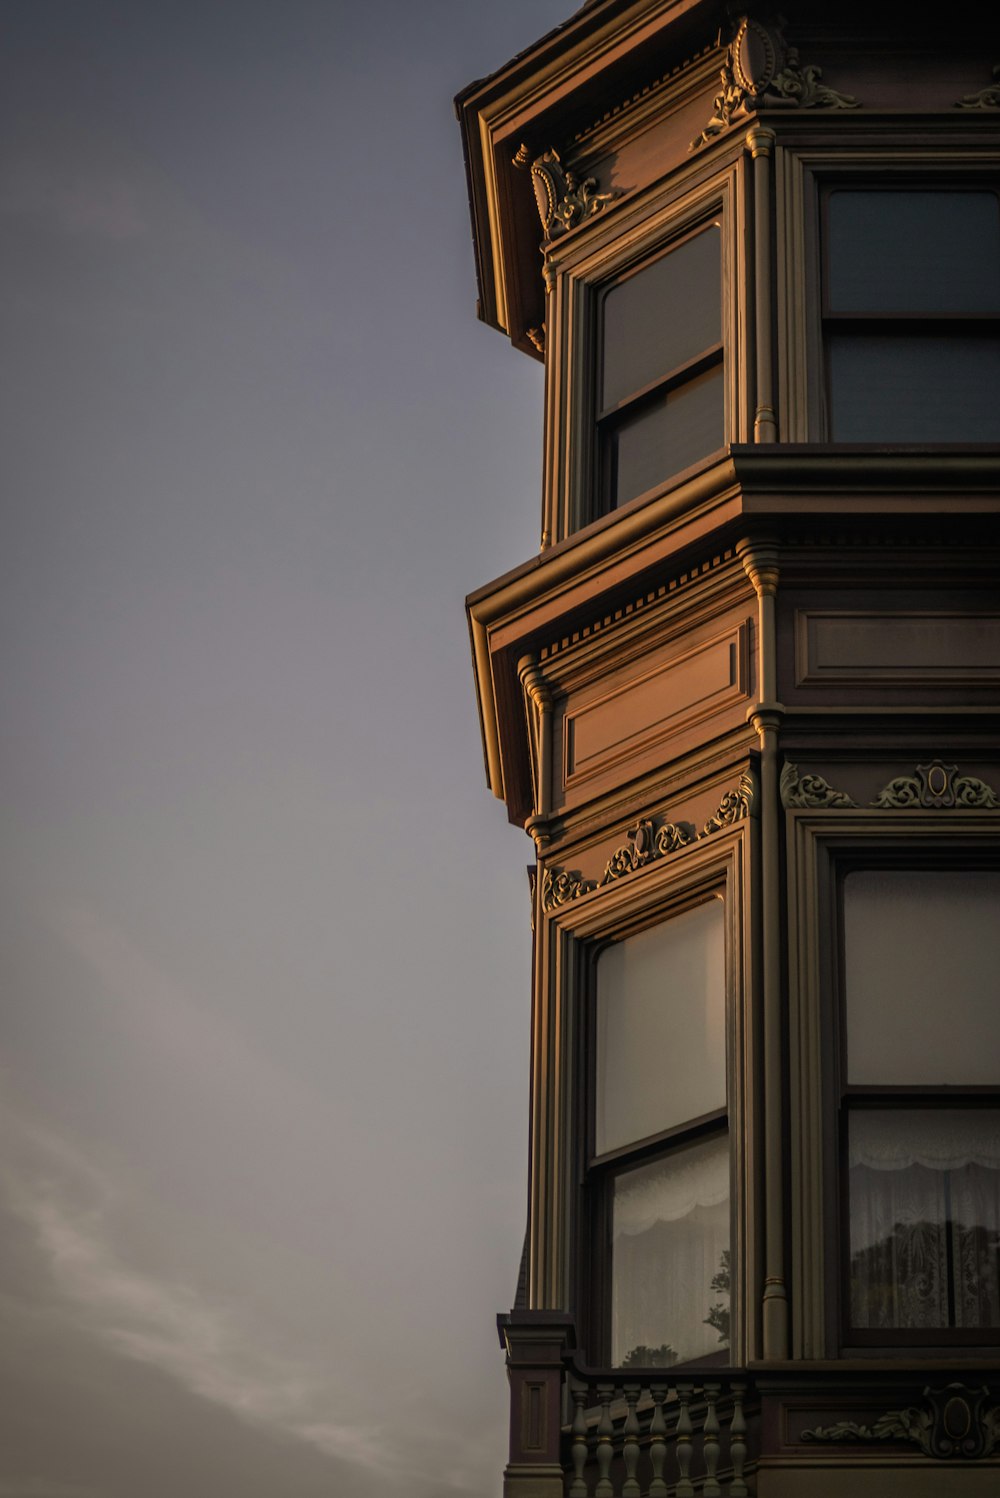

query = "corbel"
(518, 653), (554, 842)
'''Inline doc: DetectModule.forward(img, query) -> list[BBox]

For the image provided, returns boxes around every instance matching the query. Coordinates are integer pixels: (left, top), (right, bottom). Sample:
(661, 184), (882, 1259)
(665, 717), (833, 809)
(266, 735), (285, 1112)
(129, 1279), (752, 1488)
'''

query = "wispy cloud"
(0, 1122), (392, 1479)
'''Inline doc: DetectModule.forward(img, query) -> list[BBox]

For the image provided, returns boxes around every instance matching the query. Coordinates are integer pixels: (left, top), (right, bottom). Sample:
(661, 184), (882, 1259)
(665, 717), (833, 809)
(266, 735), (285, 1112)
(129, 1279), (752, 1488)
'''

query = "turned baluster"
(729, 1381), (749, 1497)
(674, 1382), (694, 1498)
(702, 1382), (721, 1497)
(569, 1384), (589, 1498)
(647, 1383), (667, 1498)
(594, 1382), (614, 1498)
(621, 1382), (641, 1498)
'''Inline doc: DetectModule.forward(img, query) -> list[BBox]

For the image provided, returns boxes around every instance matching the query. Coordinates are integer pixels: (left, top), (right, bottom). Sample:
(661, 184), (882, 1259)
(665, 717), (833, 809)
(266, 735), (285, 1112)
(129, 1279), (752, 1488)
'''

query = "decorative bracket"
(691, 15), (858, 150)
(803, 1382), (1000, 1460)
(522, 148), (620, 242)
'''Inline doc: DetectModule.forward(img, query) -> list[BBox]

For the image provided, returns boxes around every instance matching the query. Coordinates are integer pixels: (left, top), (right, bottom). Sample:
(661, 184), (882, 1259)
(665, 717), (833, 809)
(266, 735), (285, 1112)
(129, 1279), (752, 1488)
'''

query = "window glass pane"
(827, 191), (1000, 313)
(596, 899), (725, 1156)
(828, 333), (1000, 442)
(602, 226), (721, 410)
(611, 363), (724, 507)
(612, 1130), (730, 1365)
(848, 1110), (1000, 1330)
(844, 870), (1000, 1084)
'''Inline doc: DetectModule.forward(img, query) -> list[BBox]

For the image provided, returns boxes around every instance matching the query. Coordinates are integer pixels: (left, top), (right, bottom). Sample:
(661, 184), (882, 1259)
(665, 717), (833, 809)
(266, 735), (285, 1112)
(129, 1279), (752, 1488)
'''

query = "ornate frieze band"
(873, 760), (1000, 810)
(541, 772), (754, 912)
(781, 759), (1000, 811)
(802, 1382), (1000, 1461)
(691, 15), (858, 150)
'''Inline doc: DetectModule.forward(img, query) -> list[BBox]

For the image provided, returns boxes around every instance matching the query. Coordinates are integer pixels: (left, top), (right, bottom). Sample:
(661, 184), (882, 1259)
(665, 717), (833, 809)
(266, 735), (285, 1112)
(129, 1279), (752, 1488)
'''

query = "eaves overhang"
(454, 0), (719, 358)
(467, 447), (1000, 824)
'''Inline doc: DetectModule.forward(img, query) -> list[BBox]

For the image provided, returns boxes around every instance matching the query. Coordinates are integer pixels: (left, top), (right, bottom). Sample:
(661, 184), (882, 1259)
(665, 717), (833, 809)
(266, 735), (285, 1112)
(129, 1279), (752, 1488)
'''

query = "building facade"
(456, 3), (1000, 1493)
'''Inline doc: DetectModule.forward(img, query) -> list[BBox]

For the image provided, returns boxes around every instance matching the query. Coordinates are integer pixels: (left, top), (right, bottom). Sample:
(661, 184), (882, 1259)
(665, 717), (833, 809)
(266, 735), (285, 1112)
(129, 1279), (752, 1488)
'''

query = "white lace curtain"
(850, 1109), (1000, 1172)
(849, 1110), (1000, 1331)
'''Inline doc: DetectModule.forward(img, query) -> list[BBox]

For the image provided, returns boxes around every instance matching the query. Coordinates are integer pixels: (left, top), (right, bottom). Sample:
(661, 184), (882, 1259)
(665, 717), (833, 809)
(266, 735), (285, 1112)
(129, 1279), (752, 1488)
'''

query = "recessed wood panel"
(563, 622), (748, 790)
(795, 611), (1000, 688)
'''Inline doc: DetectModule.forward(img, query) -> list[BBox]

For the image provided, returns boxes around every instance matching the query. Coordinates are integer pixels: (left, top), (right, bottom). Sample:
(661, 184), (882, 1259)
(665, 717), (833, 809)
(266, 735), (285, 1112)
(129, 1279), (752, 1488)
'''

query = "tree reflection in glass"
(849, 1110), (1000, 1330)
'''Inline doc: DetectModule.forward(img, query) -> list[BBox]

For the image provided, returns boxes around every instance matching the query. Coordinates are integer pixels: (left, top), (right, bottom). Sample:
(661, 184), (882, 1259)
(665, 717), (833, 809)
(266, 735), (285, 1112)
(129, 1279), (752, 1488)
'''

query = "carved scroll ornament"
(527, 149), (619, 242)
(691, 15), (858, 149)
(958, 64), (1000, 109)
(780, 759), (1000, 811)
(803, 1382), (1000, 1460)
(872, 760), (1000, 810)
(780, 761), (856, 809)
(539, 773), (754, 913)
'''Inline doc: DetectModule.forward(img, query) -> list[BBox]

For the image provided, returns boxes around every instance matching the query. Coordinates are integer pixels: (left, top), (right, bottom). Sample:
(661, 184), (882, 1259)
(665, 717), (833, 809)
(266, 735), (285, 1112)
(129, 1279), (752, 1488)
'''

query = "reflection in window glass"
(843, 870), (1000, 1084)
(612, 1131), (730, 1365)
(596, 900), (726, 1156)
(849, 1110), (1000, 1331)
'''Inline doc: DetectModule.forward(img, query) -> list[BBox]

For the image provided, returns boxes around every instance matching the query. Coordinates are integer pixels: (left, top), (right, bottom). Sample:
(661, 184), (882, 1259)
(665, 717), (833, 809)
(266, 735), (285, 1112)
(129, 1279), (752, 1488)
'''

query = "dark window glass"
(602, 227), (722, 410)
(823, 188), (1000, 443)
(599, 225), (724, 511)
(611, 365), (725, 507)
(827, 191), (1000, 313)
(829, 334), (1000, 442)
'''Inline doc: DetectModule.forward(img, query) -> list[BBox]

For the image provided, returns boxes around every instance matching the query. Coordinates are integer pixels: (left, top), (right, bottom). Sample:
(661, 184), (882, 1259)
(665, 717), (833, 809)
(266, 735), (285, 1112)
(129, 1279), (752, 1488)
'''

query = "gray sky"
(0, 3), (570, 1493)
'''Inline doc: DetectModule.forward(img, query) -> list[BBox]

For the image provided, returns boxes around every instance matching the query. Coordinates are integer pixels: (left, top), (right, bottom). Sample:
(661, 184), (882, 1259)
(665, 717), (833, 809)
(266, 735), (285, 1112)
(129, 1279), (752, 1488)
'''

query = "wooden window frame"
(595, 220), (726, 517)
(537, 159), (744, 544)
(533, 819), (753, 1367)
(786, 811), (1000, 1359)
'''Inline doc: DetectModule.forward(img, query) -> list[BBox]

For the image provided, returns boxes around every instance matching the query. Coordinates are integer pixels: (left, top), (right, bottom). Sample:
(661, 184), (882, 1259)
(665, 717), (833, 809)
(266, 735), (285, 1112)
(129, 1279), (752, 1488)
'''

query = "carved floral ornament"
(802, 1381), (1000, 1461)
(780, 759), (1000, 811)
(516, 146), (621, 243)
(540, 772), (754, 913)
(690, 15), (858, 150)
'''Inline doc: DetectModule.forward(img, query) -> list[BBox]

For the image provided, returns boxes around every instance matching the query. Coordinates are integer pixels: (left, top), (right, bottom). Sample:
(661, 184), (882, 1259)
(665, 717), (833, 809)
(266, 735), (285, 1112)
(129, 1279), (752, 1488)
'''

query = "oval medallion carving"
(943, 1395), (971, 1442)
(733, 19), (776, 94)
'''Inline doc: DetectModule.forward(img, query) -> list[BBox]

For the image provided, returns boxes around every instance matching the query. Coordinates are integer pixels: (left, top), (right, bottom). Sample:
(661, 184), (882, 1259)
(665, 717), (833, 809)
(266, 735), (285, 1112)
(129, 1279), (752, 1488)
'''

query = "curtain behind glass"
(849, 1110), (1000, 1331)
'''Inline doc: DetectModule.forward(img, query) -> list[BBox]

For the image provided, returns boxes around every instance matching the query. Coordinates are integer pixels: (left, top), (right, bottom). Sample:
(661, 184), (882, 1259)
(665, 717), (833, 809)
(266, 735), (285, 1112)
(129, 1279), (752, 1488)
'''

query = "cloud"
(0, 1124), (394, 1480)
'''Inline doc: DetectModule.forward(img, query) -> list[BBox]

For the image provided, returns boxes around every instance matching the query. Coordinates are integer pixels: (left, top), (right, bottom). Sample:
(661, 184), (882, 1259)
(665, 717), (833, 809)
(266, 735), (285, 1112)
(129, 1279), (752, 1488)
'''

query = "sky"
(0, 3), (573, 1494)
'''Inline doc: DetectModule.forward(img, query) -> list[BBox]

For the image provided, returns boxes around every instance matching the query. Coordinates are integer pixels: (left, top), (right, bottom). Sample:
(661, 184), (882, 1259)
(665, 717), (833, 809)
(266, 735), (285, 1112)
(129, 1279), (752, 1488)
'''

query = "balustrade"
(565, 1368), (752, 1498)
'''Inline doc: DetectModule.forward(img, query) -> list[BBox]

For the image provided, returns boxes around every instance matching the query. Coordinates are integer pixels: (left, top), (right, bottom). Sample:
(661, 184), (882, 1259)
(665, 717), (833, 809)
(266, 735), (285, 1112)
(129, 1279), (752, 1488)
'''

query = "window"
(822, 187), (1000, 441)
(592, 897), (730, 1366)
(840, 867), (1000, 1343)
(598, 223), (724, 512)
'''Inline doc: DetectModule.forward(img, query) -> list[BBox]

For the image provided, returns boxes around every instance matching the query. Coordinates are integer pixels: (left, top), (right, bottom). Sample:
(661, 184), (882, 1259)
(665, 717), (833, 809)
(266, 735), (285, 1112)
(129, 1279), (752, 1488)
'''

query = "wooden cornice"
(467, 447), (1000, 819)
